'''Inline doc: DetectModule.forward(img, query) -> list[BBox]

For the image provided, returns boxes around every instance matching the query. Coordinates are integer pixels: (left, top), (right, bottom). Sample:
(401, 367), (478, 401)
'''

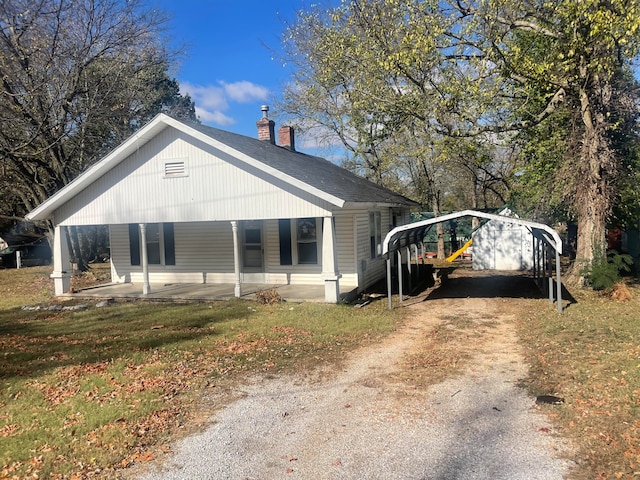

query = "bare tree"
(0, 0), (195, 268)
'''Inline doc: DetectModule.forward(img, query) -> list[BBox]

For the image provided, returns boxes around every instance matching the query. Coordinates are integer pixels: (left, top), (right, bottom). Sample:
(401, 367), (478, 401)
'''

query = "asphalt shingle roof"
(188, 121), (418, 207)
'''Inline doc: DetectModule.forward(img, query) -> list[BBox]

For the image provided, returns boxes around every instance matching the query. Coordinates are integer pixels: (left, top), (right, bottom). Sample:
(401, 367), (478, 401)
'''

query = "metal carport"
(382, 209), (564, 312)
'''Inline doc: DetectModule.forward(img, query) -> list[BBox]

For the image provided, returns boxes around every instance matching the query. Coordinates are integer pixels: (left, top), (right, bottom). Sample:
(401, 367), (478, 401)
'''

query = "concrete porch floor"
(66, 282), (347, 303)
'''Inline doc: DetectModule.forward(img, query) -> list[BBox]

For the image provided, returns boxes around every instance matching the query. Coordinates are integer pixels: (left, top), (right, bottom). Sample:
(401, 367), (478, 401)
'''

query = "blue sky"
(152, 1), (336, 145)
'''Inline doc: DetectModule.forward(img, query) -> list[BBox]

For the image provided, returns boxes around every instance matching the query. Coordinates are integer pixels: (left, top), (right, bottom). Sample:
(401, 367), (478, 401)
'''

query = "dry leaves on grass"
(607, 282), (634, 302)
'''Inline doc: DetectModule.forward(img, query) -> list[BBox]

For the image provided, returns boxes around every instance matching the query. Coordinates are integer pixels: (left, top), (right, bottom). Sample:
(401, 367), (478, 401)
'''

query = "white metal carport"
(382, 209), (564, 312)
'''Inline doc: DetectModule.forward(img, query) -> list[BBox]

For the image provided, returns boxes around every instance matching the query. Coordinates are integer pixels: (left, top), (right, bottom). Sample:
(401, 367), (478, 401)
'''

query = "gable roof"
(26, 114), (418, 221)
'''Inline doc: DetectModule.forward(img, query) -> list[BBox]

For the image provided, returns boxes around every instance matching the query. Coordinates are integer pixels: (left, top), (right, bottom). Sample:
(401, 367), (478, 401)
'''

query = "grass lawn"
(0, 266), (400, 479)
(517, 282), (640, 480)
(1, 266), (639, 479)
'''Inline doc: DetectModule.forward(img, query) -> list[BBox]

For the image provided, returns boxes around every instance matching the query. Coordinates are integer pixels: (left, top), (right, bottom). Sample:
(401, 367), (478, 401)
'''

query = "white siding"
(110, 222), (236, 284)
(350, 208), (391, 291)
(263, 218), (323, 286)
(55, 128), (333, 226)
(334, 213), (358, 288)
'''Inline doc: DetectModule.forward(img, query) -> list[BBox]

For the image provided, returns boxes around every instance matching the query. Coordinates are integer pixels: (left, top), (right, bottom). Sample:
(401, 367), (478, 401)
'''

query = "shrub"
(580, 249), (633, 290)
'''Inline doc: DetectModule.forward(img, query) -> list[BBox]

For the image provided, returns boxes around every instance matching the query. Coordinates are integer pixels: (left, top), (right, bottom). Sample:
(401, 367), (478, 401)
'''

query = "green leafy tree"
(283, 0), (640, 281)
(464, 0), (640, 281)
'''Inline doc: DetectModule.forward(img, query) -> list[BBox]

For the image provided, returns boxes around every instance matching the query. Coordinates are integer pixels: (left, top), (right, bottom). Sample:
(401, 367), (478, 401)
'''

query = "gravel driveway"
(134, 271), (574, 479)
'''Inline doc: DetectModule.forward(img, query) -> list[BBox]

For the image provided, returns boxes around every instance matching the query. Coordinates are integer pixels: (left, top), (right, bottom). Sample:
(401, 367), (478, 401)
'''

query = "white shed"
(472, 208), (534, 271)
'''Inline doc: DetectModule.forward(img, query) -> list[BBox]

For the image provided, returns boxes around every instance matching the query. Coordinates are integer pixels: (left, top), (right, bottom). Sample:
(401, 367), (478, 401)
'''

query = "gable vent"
(164, 161), (186, 177)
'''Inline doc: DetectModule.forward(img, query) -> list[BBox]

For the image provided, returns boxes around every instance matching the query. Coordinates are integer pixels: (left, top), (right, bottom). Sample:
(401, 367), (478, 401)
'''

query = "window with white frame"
(296, 218), (318, 264)
(370, 211), (382, 259)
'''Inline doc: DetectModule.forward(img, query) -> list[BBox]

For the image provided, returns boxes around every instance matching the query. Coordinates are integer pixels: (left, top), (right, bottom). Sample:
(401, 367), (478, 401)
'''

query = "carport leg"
(387, 257), (392, 309)
(556, 250), (563, 313)
(547, 245), (554, 304)
(406, 246), (412, 292)
(397, 250), (403, 303)
(532, 237), (537, 283)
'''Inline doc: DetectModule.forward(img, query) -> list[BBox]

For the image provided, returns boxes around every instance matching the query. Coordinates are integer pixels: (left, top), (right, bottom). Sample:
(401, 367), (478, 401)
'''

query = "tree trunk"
(566, 82), (615, 285)
(432, 191), (446, 259)
(69, 226), (88, 272)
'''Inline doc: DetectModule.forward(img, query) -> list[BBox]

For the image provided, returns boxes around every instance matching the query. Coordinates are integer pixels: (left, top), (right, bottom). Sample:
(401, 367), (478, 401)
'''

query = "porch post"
(321, 216), (341, 303)
(139, 223), (150, 295)
(231, 221), (241, 298)
(51, 225), (71, 295)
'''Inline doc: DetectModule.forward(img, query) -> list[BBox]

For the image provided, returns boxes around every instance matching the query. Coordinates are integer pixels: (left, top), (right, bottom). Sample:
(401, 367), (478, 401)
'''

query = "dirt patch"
(132, 270), (574, 479)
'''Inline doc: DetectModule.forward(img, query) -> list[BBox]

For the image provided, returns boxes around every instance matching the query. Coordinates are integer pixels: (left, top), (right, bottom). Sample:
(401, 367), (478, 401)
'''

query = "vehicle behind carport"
(0, 242), (51, 268)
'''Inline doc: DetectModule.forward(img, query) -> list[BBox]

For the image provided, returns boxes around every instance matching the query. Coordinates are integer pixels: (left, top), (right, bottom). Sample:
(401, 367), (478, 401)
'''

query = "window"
(370, 211), (382, 259)
(277, 218), (320, 265)
(128, 223), (175, 266)
(146, 224), (161, 264)
(297, 218), (318, 264)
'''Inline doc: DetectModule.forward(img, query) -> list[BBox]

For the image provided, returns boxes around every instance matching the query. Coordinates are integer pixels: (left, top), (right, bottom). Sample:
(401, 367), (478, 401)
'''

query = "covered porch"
(65, 281), (338, 303)
(49, 214), (345, 304)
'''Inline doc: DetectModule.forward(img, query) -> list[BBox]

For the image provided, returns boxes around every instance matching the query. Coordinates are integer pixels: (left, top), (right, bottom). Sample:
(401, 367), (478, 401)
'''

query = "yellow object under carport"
(446, 238), (473, 263)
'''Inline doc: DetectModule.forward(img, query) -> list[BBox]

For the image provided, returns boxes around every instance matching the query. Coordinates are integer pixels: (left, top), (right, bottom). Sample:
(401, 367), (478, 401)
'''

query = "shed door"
(242, 221), (263, 270)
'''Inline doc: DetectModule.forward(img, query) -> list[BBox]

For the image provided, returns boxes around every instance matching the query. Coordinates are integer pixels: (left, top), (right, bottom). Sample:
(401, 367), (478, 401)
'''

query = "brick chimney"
(278, 125), (295, 151)
(256, 105), (275, 144)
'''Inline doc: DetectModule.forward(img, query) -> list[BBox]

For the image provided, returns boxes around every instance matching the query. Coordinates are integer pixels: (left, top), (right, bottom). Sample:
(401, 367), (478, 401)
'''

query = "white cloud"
(180, 80), (270, 126)
(221, 81), (270, 103)
(195, 107), (235, 126)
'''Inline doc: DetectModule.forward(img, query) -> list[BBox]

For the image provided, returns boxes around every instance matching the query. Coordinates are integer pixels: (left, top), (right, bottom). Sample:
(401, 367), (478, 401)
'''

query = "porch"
(65, 281), (352, 303)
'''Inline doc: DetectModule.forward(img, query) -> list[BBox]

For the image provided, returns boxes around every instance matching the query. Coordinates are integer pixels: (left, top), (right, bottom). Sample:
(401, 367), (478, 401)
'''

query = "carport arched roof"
(382, 209), (563, 312)
(383, 209), (562, 256)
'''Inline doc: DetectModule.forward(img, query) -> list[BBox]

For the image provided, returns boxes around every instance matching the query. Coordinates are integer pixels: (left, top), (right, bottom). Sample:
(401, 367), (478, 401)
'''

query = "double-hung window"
(278, 218), (319, 265)
(296, 218), (318, 264)
(370, 212), (382, 259)
(129, 223), (175, 266)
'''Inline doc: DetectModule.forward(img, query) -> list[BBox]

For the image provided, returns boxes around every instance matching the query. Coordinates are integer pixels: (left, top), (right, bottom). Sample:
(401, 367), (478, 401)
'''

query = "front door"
(242, 221), (263, 271)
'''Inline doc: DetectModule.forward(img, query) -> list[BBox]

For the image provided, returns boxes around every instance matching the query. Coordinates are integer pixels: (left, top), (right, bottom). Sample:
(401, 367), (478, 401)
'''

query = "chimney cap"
(261, 105), (269, 118)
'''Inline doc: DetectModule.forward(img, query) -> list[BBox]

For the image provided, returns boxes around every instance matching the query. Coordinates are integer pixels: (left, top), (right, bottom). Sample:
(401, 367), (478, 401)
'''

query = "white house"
(472, 208), (534, 270)
(26, 109), (418, 302)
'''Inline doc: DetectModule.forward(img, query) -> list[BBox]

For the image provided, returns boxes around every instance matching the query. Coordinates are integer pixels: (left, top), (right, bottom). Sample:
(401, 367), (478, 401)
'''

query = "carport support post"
(386, 256), (392, 309)
(556, 249), (563, 313)
(139, 224), (150, 295)
(532, 237), (538, 283)
(51, 225), (71, 295)
(547, 244), (554, 304)
(406, 246), (412, 292)
(397, 250), (403, 303)
(231, 221), (241, 298)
